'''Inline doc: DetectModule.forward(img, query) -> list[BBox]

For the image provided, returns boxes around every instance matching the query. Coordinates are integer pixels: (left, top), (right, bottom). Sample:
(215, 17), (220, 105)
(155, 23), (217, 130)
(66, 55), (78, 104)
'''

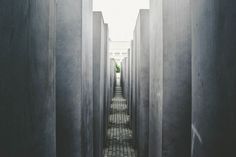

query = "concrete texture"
(131, 39), (137, 148)
(191, 0), (236, 156)
(133, 9), (150, 157)
(56, 0), (93, 157)
(121, 57), (128, 99)
(103, 24), (110, 146)
(148, 1), (163, 156)
(0, 1), (56, 157)
(121, 54), (132, 129)
(93, 11), (107, 157)
(149, 0), (191, 157)
(121, 60), (124, 96)
(110, 59), (116, 100)
(127, 49), (132, 118)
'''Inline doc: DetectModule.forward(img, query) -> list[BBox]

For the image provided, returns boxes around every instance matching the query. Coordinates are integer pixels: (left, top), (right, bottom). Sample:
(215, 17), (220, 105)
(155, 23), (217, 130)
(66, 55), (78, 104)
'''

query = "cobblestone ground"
(104, 86), (136, 157)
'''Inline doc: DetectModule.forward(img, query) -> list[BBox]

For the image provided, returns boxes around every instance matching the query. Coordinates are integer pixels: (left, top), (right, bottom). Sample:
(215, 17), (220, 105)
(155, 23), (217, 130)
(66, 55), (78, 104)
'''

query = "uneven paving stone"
(111, 103), (127, 111)
(112, 98), (126, 102)
(107, 128), (132, 141)
(111, 103), (127, 113)
(104, 144), (135, 157)
(109, 114), (130, 125)
(104, 85), (136, 157)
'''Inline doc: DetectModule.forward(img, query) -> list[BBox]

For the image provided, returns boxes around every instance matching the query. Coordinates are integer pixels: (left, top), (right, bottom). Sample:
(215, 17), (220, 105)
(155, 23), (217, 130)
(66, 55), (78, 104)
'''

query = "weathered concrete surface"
(56, 0), (93, 157)
(103, 23), (110, 146)
(133, 9), (150, 157)
(121, 57), (128, 99)
(125, 57), (129, 99)
(127, 49), (132, 118)
(131, 39), (138, 148)
(121, 60), (124, 96)
(93, 11), (107, 157)
(191, 0), (236, 157)
(149, 0), (191, 157)
(0, 1), (56, 157)
(149, 1), (163, 157)
(110, 59), (116, 99)
(131, 39), (137, 147)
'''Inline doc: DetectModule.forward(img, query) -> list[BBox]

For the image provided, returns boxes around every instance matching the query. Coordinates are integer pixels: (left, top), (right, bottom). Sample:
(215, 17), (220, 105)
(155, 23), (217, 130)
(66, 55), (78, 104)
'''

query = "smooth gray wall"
(149, 0), (191, 157)
(191, 0), (236, 156)
(121, 57), (128, 99)
(133, 9), (150, 157)
(0, 1), (56, 157)
(110, 59), (116, 99)
(131, 38), (137, 148)
(149, 1), (163, 156)
(128, 49), (132, 119)
(56, 0), (93, 156)
(93, 11), (106, 157)
(103, 24), (110, 146)
(131, 35), (138, 149)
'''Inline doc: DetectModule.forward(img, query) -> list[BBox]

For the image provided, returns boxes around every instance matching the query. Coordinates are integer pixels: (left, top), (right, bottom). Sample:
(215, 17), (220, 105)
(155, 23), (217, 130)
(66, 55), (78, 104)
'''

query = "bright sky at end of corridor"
(93, 0), (149, 41)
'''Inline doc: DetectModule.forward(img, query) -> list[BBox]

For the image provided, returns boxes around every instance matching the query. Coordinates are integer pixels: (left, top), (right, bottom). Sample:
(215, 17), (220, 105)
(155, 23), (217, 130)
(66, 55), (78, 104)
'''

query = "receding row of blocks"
(0, 1), (116, 157)
(121, 1), (236, 157)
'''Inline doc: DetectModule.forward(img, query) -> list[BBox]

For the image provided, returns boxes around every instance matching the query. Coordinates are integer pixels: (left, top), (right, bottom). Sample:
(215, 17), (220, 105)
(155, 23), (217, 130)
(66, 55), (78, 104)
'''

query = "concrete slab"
(110, 59), (116, 99)
(0, 1), (56, 156)
(191, 0), (236, 156)
(131, 39), (137, 147)
(103, 23), (110, 146)
(56, 0), (93, 156)
(128, 49), (132, 118)
(93, 11), (107, 157)
(121, 57), (128, 99)
(149, 0), (191, 157)
(133, 9), (150, 157)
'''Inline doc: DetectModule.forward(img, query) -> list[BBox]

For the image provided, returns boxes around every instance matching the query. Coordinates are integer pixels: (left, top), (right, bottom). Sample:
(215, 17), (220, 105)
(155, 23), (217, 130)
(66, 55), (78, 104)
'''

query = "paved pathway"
(104, 85), (136, 157)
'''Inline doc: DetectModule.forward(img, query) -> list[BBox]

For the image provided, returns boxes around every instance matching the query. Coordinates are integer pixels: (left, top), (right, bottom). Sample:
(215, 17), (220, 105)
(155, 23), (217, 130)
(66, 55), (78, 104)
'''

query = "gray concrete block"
(191, 0), (236, 156)
(121, 57), (128, 99)
(56, 0), (93, 156)
(125, 57), (129, 99)
(148, 1), (163, 157)
(0, 1), (56, 156)
(149, 0), (191, 157)
(128, 49), (132, 118)
(93, 11), (107, 157)
(121, 61), (124, 94)
(133, 9), (150, 157)
(110, 59), (116, 99)
(131, 39), (137, 146)
(103, 23), (110, 146)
